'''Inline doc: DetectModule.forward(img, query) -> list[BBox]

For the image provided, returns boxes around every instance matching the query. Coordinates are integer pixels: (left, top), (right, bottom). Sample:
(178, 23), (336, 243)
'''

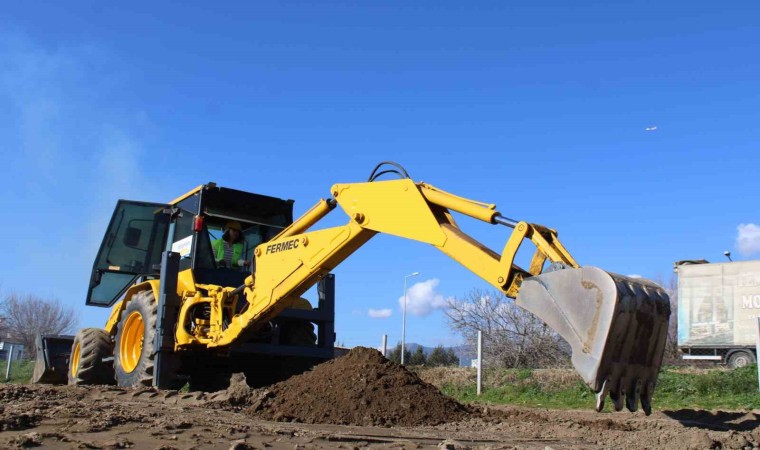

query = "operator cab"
(87, 183), (294, 307)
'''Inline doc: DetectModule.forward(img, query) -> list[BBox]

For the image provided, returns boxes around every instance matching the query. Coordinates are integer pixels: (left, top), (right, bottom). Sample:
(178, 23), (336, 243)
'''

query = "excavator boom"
(204, 167), (670, 414)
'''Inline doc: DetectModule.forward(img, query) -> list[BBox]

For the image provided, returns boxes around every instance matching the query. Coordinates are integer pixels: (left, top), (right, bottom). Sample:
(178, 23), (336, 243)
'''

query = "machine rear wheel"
(68, 328), (115, 385)
(114, 291), (158, 387)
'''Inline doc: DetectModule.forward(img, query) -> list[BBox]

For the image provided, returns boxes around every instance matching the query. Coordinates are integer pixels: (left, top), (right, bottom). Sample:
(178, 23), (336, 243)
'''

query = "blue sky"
(1, 1), (759, 349)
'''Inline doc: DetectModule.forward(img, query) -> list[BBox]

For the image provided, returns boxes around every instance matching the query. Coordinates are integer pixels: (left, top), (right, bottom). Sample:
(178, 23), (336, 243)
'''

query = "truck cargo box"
(676, 259), (760, 367)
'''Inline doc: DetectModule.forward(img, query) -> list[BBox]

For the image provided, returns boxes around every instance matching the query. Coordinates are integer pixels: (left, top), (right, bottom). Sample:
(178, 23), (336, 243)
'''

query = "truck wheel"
(68, 328), (115, 385)
(727, 351), (755, 369)
(114, 291), (158, 387)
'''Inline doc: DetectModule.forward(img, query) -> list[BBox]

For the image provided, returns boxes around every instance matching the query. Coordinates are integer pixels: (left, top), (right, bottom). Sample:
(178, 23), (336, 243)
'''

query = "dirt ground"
(2, 348), (759, 449)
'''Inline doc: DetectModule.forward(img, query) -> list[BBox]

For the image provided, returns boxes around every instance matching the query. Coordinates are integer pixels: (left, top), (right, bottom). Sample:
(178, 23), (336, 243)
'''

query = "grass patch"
(442, 378), (594, 409)
(652, 365), (760, 410)
(0, 359), (35, 384)
(432, 365), (760, 412)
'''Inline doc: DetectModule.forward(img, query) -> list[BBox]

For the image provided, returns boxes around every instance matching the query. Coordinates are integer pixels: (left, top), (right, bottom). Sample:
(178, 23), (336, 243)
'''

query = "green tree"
(427, 345), (448, 366)
(426, 345), (460, 367)
(386, 343), (411, 365)
(409, 346), (427, 366)
(444, 348), (460, 366)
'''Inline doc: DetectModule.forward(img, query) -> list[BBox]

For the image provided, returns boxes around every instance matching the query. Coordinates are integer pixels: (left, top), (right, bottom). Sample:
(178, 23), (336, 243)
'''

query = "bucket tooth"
(626, 379), (642, 412)
(594, 378), (610, 412)
(640, 381), (655, 416)
(516, 266), (671, 414)
(611, 386), (625, 412)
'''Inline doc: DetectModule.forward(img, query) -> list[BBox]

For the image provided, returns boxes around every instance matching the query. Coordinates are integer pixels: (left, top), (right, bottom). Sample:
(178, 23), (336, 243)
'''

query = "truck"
(676, 259), (760, 368)
(33, 162), (671, 414)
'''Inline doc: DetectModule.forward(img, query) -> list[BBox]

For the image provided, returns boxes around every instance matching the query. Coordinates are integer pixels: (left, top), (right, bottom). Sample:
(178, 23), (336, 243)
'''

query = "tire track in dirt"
(2, 348), (760, 449)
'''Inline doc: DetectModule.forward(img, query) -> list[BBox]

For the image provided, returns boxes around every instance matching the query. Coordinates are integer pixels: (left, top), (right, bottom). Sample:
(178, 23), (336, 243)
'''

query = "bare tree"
(446, 289), (569, 369)
(654, 273), (680, 364)
(0, 293), (78, 359)
(0, 316), (7, 340)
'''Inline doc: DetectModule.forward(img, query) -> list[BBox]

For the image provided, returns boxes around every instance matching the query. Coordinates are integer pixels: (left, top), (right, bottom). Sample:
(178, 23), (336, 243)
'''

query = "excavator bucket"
(31, 334), (74, 385)
(516, 266), (670, 415)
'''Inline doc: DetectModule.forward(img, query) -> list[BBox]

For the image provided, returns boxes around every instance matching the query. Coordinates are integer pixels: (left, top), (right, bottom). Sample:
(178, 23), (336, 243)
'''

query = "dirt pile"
(243, 347), (470, 426)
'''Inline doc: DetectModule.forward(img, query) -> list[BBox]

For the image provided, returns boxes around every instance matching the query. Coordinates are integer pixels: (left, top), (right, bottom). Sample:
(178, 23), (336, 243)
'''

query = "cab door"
(87, 200), (170, 307)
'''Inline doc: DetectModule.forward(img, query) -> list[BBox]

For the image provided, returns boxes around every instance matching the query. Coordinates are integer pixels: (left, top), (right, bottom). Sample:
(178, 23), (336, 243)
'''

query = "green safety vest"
(212, 240), (245, 267)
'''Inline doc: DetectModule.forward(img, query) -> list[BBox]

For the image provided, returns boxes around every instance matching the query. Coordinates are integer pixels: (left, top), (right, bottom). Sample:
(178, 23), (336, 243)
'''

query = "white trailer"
(676, 259), (760, 368)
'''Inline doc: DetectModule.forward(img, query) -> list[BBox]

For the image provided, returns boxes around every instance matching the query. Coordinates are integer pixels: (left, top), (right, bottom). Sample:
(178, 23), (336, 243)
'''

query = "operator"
(212, 220), (247, 268)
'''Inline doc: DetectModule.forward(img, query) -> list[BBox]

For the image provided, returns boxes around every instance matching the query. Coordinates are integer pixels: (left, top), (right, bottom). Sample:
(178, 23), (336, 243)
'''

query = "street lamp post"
(401, 271), (420, 365)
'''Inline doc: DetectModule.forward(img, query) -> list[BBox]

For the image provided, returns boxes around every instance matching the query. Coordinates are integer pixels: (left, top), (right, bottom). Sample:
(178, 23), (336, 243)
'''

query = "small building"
(0, 340), (25, 361)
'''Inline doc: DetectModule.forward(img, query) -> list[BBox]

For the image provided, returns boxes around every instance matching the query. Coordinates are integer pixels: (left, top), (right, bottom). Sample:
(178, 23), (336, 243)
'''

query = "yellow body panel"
(211, 222), (375, 347)
(331, 179), (447, 246)
(104, 300), (125, 335)
(168, 184), (204, 206)
(104, 269), (197, 335)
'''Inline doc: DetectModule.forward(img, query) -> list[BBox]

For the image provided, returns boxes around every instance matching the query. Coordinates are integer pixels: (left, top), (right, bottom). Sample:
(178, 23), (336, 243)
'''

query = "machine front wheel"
(68, 328), (115, 385)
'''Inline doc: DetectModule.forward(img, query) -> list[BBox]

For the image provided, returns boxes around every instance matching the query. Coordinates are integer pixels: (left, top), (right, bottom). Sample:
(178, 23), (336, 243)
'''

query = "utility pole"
(401, 272), (419, 365)
(477, 330), (483, 396)
(4, 344), (14, 382)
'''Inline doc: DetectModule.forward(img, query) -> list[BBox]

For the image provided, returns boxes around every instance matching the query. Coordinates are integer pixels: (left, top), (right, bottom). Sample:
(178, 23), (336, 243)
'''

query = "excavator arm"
(202, 166), (670, 414)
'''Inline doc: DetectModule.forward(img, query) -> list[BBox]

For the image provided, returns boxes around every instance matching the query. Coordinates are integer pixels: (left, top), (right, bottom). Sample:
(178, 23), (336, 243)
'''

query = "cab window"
(87, 200), (169, 306)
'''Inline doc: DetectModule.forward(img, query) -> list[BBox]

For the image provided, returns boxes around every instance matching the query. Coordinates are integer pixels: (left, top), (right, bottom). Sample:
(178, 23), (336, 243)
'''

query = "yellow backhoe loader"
(34, 162), (670, 414)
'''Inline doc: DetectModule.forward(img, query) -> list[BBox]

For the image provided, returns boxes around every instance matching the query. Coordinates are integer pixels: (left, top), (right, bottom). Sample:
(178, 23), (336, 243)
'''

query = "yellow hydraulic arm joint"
(204, 176), (579, 348)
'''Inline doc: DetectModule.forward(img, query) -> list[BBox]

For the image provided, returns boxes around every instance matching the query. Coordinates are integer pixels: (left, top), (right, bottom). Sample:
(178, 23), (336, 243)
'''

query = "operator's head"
(223, 220), (242, 242)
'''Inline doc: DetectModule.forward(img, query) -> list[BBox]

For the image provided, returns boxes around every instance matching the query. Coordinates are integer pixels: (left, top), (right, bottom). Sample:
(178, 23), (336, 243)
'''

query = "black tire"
(278, 319), (317, 346)
(727, 351), (755, 369)
(114, 290), (159, 387)
(276, 298), (317, 347)
(68, 328), (115, 385)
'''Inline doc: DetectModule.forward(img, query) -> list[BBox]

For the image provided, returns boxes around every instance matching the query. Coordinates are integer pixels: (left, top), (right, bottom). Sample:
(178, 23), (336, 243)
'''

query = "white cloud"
(368, 308), (393, 319)
(398, 278), (451, 317)
(736, 223), (760, 256)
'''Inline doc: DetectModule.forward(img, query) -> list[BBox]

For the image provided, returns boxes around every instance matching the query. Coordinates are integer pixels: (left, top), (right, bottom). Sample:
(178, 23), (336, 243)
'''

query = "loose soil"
(240, 347), (471, 426)
(2, 348), (759, 449)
